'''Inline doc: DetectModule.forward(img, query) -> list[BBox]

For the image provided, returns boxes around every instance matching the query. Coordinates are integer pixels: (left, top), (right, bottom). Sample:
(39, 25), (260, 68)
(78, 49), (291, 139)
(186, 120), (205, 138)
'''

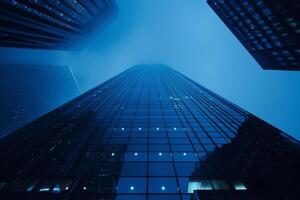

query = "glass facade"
(0, 64), (299, 199)
(207, 0), (300, 70)
(0, 64), (80, 139)
(0, 0), (117, 49)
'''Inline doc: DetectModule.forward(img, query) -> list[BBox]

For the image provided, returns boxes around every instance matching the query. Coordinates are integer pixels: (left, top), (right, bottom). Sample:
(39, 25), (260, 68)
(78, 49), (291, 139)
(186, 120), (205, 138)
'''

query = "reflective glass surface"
(0, 65), (299, 199)
(208, 0), (300, 70)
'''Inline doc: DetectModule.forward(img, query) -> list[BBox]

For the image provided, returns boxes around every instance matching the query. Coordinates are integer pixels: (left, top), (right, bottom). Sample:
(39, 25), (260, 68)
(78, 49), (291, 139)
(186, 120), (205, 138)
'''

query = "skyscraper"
(207, 0), (300, 70)
(0, 0), (118, 49)
(0, 65), (299, 200)
(0, 64), (80, 139)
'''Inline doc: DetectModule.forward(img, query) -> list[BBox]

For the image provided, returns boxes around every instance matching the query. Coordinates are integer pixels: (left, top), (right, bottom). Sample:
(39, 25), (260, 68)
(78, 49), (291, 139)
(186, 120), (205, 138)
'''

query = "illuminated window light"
(83, 186), (87, 190)
(161, 186), (166, 191)
(25, 180), (39, 192)
(211, 180), (229, 190)
(130, 186), (134, 191)
(26, 185), (35, 192)
(188, 181), (213, 193)
(139, 127), (141, 131)
(52, 185), (61, 193)
(156, 127), (159, 131)
(39, 188), (50, 192)
(199, 180), (213, 190)
(233, 181), (247, 190)
(121, 128), (124, 131)
(188, 182), (201, 193)
(158, 152), (162, 156)
(174, 127), (177, 130)
(183, 152), (187, 156)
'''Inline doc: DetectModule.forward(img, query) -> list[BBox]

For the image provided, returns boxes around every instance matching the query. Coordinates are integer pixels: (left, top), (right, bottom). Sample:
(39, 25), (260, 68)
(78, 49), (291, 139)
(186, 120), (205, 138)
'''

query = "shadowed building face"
(0, 65), (299, 199)
(0, 64), (80, 139)
(0, 0), (118, 49)
(207, 0), (300, 70)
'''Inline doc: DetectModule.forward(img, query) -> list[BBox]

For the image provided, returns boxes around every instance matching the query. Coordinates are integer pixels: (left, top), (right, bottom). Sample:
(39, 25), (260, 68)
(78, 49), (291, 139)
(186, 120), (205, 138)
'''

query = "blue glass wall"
(0, 65), (299, 199)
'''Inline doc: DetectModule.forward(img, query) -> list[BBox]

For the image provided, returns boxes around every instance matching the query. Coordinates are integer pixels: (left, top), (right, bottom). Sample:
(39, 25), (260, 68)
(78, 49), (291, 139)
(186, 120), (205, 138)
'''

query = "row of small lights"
(75, 185), (169, 192)
(83, 181), (246, 192)
(111, 152), (189, 157)
(120, 127), (180, 131)
(129, 185), (166, 191)
(40, 185), (169, 192)
(40, 181), (246, 193)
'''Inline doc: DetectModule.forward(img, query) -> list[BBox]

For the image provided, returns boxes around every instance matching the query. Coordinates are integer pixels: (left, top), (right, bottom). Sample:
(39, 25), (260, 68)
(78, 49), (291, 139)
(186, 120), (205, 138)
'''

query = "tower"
(0, 0), (118, 49)
(207, 0), (300, 70)
(0, 65), (299, 199)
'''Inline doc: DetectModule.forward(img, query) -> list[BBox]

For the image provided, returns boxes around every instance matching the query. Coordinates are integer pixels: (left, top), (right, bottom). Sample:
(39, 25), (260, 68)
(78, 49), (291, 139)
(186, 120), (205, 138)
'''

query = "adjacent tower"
(0, 0), (118, 49)
(0, 64), (80, 139)
(207, 0), (300, 70)
(0, 65), (299, 200)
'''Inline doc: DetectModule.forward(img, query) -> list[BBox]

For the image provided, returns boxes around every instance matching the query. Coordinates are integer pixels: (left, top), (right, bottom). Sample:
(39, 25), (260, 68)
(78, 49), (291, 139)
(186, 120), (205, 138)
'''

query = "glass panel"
(117, 178), (147, 193)
(148, 178), (179, 193)
(148, 162), (175, 176)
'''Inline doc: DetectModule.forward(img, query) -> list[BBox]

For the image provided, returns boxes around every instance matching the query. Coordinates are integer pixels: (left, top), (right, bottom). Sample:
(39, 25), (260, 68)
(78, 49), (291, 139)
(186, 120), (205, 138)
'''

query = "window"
(149, 162), (175, 176)
(117, 178), (147, 193)
(148, 178), (179, 193)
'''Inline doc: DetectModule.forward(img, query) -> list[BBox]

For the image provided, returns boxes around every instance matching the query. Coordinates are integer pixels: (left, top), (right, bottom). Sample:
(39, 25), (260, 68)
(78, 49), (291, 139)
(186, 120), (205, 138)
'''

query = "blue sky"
(0, 0), (299, 139)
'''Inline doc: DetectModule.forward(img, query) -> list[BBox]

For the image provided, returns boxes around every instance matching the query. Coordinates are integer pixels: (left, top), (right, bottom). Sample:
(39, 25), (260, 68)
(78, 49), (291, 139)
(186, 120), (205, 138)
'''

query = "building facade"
(0, 0), (117, 49)
(0, 65), (299, 199)
(0, 64), (80, 139)
(207, 0), (300, 70)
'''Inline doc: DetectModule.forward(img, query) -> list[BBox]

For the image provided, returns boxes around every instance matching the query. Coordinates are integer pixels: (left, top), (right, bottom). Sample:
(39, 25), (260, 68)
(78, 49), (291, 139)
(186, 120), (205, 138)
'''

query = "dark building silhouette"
(0, 0), (118, 49)
(0, 64), (80, 139)
(0, 65), (299, 200)
(207, 0), (300, 70)
(190, 116), (300, 200)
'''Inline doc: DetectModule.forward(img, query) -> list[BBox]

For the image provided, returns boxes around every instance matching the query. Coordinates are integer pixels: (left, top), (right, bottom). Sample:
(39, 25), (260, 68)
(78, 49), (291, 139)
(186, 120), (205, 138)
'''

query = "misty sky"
(0, 0), (300, 139)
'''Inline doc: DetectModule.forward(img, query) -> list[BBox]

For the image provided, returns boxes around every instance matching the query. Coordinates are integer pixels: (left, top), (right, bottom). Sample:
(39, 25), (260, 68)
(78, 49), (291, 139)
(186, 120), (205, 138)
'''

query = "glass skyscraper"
(0, 65), (299, 199)
(0, 0), (117, 49)
(207, 0), (300, 71)
(0, 64), (80, 139)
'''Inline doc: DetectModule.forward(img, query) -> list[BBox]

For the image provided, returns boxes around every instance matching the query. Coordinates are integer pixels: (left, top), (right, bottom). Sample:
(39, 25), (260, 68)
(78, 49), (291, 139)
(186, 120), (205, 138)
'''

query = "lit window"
(52, 184), (61, 193)
(188, 180), (213, 193)
(211, 180), (229, 190)
(39, 187), (50, 192)
(149, 178), (178, 193)
(188, 182), (201, 193)
(233, 181), (247, 190)
(117, 177), (146, 193)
